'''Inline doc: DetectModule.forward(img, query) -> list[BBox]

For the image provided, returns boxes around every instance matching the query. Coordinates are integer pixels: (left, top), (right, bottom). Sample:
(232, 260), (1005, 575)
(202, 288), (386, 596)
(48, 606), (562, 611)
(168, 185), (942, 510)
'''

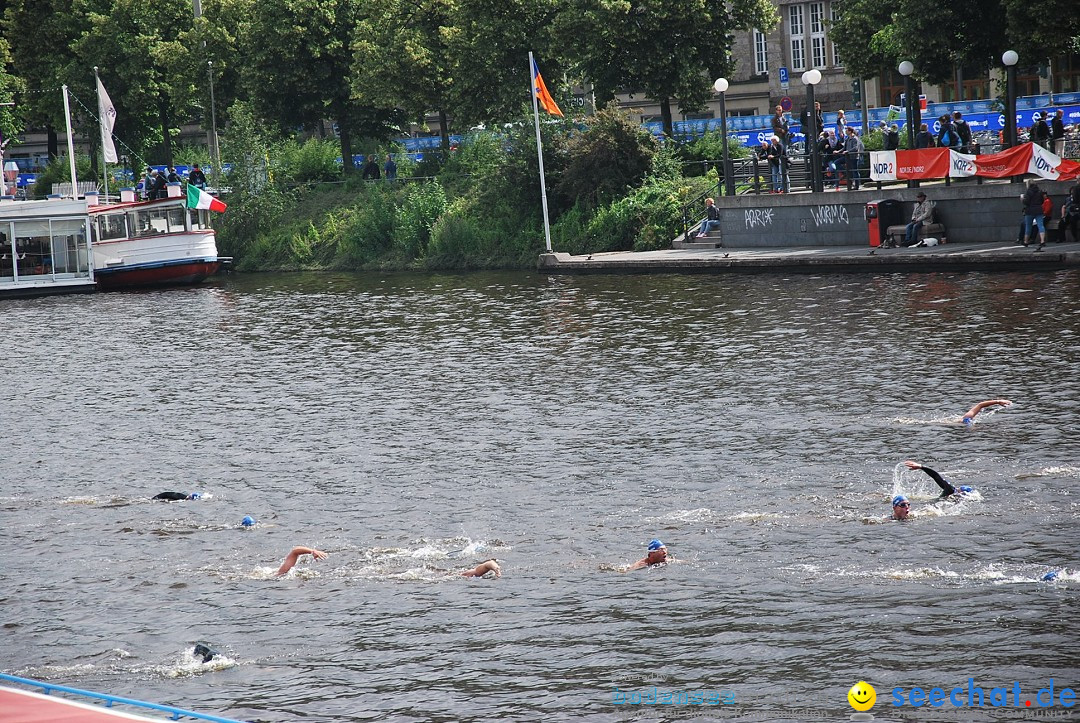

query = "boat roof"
(91, 198), (187, 213)
(0, 686), (168, 722)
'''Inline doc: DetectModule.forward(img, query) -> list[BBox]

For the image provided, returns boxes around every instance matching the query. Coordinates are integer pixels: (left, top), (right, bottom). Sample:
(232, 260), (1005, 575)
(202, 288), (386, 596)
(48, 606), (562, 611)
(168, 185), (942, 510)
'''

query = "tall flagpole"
(528, 51), (554, 254)
(93, 67), (109, 200)
(62, 85), (80, 199)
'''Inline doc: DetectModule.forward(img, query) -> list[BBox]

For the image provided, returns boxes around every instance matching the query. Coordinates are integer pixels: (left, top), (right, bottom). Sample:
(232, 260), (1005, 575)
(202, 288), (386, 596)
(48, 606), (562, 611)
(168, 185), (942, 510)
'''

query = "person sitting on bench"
(905, 192), (933, 247)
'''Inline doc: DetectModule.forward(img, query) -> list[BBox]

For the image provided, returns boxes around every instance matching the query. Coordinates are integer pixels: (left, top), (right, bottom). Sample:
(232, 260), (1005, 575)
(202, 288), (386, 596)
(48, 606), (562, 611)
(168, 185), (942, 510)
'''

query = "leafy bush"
(274, 137), (343, 183)
(29, 156), (98, 198)
(394, 180), (448, 259)
(555, 104), (657, 209)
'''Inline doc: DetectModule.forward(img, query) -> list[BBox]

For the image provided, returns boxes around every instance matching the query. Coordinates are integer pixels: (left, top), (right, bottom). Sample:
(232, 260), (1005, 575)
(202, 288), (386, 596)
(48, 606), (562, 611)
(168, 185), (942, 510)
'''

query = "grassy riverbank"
(215, 107), (738, 272)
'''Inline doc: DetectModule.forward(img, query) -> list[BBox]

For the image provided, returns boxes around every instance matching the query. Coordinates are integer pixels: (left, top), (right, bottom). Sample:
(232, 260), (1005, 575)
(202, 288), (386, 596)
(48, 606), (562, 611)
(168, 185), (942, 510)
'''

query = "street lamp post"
(801, 68), (822, 193)
(713, 77), (734, 197)
(898, 61), (916, 148)
(1002, 50), (1019, 148)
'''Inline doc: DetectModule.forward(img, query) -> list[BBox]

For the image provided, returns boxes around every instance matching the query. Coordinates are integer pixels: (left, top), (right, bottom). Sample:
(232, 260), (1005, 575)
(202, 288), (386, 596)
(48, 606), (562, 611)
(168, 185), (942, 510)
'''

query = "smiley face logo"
(848, 681), (877, 711)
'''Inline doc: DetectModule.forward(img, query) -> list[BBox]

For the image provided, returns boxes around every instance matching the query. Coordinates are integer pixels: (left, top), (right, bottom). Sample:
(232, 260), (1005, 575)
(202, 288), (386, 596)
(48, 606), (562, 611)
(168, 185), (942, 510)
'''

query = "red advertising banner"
(894, 148), (950, 179)
(1057, 158), (1080, 181)
(972, 144), (1032, 178)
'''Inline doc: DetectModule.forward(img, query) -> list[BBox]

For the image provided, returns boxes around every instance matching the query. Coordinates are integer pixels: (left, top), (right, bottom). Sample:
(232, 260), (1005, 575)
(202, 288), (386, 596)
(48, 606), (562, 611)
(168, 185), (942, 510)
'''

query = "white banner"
(1028, 143), (1061, 180)
(948, 150), (977, 177)
(96, 76), (118, 164)
(869, 151), (898, 182)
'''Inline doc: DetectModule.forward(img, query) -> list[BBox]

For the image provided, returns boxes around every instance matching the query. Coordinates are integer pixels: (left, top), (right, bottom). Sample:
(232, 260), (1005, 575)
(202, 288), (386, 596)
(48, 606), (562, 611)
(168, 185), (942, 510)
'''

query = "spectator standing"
(188, 163), (207, 190)
(1022, 183), (1048, 250)
(1050, 110), (1066, 156)
(915, 123), (934, 149)
(383, 154), (398, 181)
(843, 126), (864, 190)
(1062, 183), (1080, 242)
(767, 136), (786, 193)
(835, 109), (847, 139)
(142, 167), (154, 200)
(771, 105), (790, 150)
(362, 156), (381, 180)
(953, 112), (972, 153)
(937, 114), (959, 149)
(1030, 113), (1051, 149)
(166, 166), (181, 183)
(884, 124), (900, 151)
(818, 130), (835, 180)
(151, 170), (167, 199)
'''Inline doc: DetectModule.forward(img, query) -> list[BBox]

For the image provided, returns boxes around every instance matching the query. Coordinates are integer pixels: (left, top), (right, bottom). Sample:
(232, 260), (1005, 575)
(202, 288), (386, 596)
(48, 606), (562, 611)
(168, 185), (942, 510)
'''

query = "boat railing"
(0, 672), (247, 723)
(52, 181), (101, 197)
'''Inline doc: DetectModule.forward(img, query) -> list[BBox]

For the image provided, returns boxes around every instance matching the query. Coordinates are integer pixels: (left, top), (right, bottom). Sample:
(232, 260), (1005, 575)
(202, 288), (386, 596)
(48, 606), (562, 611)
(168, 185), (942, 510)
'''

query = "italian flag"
(186, 184), (227, 213)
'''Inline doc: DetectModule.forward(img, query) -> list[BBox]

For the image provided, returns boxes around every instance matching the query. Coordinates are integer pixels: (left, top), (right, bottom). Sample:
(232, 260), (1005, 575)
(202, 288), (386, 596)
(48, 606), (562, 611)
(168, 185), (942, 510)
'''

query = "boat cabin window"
(97, 213), (128, 241)
(48, 219), (89, 275)
(189, 209), (210, 230)
(12, 220), (53, 277)
(130, 207), (186, 237)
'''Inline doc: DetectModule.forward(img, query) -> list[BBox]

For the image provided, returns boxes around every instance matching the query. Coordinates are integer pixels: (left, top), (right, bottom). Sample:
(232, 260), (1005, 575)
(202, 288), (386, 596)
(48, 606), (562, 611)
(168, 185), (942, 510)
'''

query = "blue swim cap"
(241, 515), (256, 527)
(892, 495), (909, 507)
(1042, 570), (1060, 582)
(958, 485), (974, 494)
(962, 416), (974, 426)
(648, 539), (664, 551)
(188, 492), (202, 500)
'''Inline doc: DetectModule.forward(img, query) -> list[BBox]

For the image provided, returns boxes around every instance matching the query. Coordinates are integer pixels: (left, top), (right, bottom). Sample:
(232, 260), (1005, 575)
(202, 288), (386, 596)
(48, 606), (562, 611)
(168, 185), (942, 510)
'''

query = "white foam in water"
(662, 508), (714, 523)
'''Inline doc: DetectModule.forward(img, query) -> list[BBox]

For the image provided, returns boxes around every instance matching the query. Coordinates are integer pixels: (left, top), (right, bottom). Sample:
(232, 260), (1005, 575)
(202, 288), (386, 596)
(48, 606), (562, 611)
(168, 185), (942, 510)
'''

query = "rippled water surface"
(2, 270), (1078, 722)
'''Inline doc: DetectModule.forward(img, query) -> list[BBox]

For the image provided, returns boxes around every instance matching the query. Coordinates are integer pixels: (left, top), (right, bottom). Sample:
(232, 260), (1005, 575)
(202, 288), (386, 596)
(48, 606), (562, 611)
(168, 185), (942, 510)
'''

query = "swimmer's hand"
(904, 461), (923, 470)
(310, 549), (329, 562)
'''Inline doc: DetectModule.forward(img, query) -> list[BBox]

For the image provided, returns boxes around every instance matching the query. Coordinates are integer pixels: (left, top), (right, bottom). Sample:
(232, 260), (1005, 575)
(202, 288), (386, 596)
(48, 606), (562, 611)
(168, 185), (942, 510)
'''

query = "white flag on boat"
(96, 76), (118, 163)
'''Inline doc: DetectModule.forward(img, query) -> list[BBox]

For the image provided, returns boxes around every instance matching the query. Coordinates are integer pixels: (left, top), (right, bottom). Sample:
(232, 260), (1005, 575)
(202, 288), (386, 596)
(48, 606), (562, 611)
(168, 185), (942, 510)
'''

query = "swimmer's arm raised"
(905, 461), (954, 497)
(275, 546), (328, 576)
(962, 399), (1012, 420)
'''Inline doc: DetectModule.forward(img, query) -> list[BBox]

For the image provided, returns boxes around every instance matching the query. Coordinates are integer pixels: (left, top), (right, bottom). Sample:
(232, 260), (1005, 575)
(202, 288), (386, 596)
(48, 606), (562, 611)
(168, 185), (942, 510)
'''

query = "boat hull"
(95, 258), (221, 289)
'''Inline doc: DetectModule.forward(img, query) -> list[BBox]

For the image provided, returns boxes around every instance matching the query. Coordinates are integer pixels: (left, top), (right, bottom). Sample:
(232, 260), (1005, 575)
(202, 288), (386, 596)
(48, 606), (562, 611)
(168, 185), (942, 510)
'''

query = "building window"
(809, 3), (826, 68)
(789, 6), (806, 71)
(754, 29), (768, 76)
(830, 4), (843, 66)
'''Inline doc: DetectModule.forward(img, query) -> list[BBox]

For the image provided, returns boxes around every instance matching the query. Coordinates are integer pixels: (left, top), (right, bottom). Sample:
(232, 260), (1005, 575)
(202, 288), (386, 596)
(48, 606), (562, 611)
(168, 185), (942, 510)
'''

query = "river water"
(1, 270), (1078, 723)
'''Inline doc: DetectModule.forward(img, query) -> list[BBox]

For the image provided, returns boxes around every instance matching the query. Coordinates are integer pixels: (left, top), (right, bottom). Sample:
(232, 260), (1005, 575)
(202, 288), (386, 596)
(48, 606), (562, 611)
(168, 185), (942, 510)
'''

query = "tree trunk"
(438, 109), (450, 151)
(660, 97), (674, 138)
(338, 121), (355, 174)
(47, 125), (58, 161)
(158, 99), (173, 165)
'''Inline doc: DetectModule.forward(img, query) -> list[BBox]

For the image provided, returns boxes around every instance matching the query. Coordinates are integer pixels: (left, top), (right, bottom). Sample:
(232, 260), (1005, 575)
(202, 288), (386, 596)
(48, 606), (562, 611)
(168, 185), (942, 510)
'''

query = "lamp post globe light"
(801, 69), (822, 192)
(713, 77), (734, 196)
(1002, 50), (1018, 148)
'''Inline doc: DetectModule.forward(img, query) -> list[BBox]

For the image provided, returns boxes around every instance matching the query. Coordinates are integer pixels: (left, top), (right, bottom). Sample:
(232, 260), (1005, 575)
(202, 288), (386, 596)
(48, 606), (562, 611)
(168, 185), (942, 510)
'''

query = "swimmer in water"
(461, 559), (501, 578)
(959, 399), (1012, 426)
(152, 491), (201, 501)
(891, 495), (911, 520)
(276, 546), (328, 576)
(627, 539), (669, 571)
(904, 461), (975, 499)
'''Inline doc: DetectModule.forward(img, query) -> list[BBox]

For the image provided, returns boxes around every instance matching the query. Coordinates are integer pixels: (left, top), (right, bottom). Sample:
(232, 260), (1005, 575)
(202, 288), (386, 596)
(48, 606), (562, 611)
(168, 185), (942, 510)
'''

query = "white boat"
(89, 190), (222, 290)
(0, 197), (96, 299)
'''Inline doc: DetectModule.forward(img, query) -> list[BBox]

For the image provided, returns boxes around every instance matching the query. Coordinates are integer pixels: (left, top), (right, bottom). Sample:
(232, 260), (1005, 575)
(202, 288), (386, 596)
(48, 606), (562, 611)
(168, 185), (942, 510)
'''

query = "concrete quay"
(538, 239), (1080, 275)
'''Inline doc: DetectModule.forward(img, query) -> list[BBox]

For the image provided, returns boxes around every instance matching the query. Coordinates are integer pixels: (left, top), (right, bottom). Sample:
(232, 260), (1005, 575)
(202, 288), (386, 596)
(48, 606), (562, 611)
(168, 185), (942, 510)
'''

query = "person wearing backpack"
(1050, 109), (1066, 156)
(1030, 113), (1051, 149)
(937, 115), (959, 149)
(952, 112), (972, 153)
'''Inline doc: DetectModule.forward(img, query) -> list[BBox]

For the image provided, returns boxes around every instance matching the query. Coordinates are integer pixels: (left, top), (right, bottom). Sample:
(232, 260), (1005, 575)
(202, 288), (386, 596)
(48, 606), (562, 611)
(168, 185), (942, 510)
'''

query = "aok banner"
(871, 143), (1080, 182)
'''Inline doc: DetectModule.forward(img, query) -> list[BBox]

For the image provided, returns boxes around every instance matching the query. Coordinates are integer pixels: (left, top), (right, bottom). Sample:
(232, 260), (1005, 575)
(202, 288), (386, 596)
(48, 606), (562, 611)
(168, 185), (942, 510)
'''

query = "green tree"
(240, 0), (403, 174)
(75, 0), (200, 164)
(557, 0), (776, 137)
(353, 0), (455, 148)
(554, 103), (657, 209)
(828, 0), (894, 82)
(441, 0), (565, 127)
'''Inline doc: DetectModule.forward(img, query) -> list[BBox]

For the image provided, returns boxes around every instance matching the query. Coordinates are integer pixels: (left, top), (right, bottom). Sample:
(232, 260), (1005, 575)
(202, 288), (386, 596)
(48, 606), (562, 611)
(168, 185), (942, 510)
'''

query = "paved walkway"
(538, 240), (1080, 274)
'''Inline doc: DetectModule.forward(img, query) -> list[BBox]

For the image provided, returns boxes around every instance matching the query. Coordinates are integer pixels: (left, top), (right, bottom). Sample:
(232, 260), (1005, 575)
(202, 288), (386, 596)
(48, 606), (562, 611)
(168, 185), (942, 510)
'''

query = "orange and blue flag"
(532, 58), (564, 117)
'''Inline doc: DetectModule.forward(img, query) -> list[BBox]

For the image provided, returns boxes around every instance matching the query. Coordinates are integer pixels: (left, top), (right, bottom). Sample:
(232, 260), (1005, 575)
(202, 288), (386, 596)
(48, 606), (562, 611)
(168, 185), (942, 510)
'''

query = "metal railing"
(0, 673), (246, 723)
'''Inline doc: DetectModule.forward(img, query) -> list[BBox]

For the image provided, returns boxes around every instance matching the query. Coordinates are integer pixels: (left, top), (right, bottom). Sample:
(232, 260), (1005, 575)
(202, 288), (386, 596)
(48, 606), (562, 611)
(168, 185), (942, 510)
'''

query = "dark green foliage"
(554, 104), (658, 210)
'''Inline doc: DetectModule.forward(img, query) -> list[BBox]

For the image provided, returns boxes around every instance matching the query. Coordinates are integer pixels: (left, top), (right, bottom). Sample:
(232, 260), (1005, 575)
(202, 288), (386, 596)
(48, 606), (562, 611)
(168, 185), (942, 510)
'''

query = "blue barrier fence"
(0, 672), (246, 722)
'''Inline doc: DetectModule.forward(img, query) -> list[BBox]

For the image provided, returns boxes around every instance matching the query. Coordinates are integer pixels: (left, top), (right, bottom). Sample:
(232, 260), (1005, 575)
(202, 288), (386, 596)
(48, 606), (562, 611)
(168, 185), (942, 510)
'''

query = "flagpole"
(94, 67), (109, 201)
(62, 85), (80, 199)
(529, 51), (554, 254)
